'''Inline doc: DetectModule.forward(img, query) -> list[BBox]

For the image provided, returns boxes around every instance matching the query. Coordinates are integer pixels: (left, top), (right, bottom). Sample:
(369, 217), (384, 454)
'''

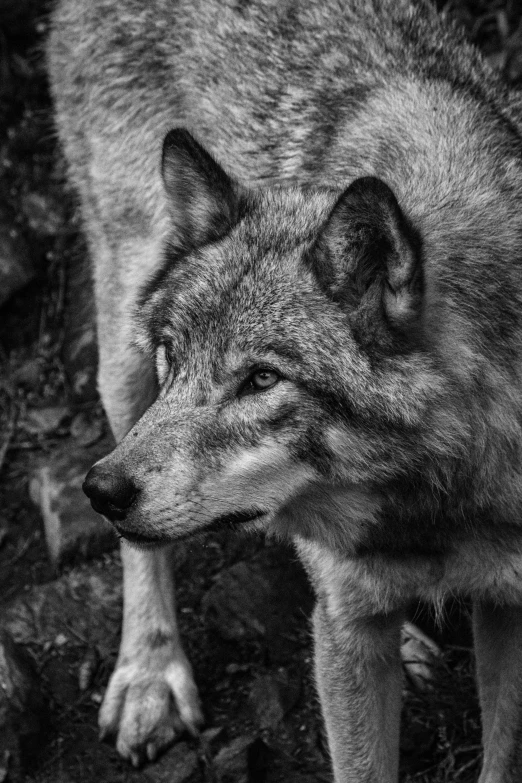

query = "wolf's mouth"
(115, 508), (267, 546)
(115, 526), (169, 547)
(203, 508), (267, 533)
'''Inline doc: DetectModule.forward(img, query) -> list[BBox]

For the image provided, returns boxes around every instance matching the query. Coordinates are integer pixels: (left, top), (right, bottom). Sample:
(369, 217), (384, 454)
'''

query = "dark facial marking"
(291, 429), (335, 477)
(146, 630), (174, 650)
(262, 403), (301, 432)
(204, 508), (266, 533)
(238, 368), (280, 397)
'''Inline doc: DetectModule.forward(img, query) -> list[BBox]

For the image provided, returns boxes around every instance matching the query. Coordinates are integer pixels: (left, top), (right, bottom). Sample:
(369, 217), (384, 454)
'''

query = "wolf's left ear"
(162, 128), (243, 250)
(314, 176), (423, 351)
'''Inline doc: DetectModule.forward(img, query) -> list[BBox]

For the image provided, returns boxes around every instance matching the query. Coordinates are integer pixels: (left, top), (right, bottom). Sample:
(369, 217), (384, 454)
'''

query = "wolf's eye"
(239, 369), (280, 397)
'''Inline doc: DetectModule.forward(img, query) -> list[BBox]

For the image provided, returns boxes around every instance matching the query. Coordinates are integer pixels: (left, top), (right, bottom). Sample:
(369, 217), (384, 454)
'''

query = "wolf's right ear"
(162, 129), (243, 250)
(313, 176), (423, 352)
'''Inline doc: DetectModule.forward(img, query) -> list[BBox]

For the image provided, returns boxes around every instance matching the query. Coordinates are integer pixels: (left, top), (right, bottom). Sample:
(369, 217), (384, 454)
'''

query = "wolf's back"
(47, 0), (522, 376)
(47, 0), (507, 185)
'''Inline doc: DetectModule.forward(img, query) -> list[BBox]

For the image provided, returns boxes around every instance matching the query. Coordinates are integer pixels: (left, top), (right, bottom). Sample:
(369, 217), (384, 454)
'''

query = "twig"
(60, 620), (88, 645)
(453, 754), (481, 780)
(5, 533), (34, 566)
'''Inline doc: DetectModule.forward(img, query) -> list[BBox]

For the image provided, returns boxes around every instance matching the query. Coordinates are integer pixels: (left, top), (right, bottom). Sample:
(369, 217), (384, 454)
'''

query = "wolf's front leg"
(313, 597), (404, 783)
(99, 543), (203, 765)
(94, 335), (203, 764)
(473, 600), (522, 783)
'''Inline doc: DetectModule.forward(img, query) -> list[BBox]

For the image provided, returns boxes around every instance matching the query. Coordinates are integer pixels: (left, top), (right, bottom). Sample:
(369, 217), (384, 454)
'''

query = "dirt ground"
(1, 2), (522, 782)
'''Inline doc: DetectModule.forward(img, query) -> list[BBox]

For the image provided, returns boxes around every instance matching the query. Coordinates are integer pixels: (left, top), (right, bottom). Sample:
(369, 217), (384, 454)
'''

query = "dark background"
(1, 2), (522, 782)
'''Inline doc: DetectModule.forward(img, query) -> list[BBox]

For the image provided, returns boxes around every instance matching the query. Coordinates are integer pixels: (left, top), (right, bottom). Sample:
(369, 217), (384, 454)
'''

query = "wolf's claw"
(98, 647), (203, 764)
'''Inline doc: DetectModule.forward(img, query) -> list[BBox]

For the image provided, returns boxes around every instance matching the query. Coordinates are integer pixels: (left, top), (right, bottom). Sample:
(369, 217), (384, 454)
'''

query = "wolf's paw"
(401, 621), (441, 691)
(98, 644), (203, 766)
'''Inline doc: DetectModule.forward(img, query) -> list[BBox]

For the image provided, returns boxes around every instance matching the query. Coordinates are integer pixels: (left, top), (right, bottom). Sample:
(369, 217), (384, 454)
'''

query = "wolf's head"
(84, 130), (466, 555)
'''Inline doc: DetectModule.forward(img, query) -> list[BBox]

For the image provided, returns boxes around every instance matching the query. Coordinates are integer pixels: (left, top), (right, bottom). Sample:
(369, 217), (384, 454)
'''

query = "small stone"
(12, 358), (42, 389)
(249, 669), (301, 730)
(29, 439), (117, 566)
(142, 741), (198, 783)
(201, 727), (224, 745)
(21, 192), (63, 236)
(53, 633), (68, 648)
(24, 405), (69, 436)
(213, 736), (251, 783)
(70, 410), (104, 446)
(71, 366), (97, 401)
(78, 647), (100, 691)
(225, 663), (249, 675)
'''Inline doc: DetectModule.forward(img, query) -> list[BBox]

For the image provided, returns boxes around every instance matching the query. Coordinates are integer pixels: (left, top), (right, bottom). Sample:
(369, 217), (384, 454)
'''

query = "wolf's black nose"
(83, 465), (137, 522)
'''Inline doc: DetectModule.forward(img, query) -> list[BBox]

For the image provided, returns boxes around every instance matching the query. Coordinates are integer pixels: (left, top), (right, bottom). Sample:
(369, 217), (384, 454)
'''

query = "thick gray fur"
(48, 1), (522, 780)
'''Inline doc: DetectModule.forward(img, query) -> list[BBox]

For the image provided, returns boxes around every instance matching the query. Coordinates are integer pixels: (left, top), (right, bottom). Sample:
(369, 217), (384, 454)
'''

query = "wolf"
(48, 0), (522, 780)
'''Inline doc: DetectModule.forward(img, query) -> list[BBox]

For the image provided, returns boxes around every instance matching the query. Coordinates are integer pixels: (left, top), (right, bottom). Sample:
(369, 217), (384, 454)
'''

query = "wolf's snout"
(83, 465), (138, 522)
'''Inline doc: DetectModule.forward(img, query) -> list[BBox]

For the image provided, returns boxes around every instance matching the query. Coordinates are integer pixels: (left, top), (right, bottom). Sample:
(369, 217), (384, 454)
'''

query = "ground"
(0, 2), (521, 782)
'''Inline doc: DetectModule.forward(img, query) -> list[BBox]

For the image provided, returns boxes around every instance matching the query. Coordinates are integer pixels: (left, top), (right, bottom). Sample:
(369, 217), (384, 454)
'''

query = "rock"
(3, 559), (122, 658)
(0, 631), (42, 715)
(213, 736), (252, 783)
(203, 561), (267, 640)
(202, 545), (313, 659)
(249, 669), (301, 730)
(201, 727), (224, 744)
(29, 438), (117, 566)
(0, 629), (46, 783)
(12, 358), (43, 389)
(142, 742), (198, 783)
(0, 211), (35, 307)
